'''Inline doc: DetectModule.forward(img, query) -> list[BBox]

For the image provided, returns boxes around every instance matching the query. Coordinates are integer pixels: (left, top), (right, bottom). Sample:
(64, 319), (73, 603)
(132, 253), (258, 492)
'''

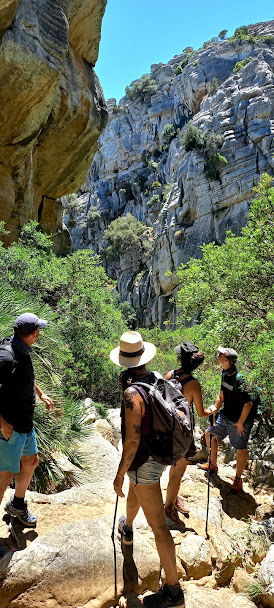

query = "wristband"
(208, 405), (217, 413)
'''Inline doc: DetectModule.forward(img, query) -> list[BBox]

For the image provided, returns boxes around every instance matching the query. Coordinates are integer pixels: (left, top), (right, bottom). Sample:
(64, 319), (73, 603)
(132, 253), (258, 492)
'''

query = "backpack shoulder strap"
(179, 375), (195, 387)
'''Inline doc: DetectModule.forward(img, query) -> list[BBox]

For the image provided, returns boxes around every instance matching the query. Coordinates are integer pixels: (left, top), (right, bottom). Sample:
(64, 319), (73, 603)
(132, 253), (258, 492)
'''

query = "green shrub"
(234, 25), (249, 37)
(233, 57), (255, 72)
(204, 153), (228, 180)
(161, 123), (177, 151)
(148, 159), (158, 171)
(147, 194), (161, 208)
(86, 206), (101, 226)
(125, 74), (157, 102)
(182, 123), (206, 151)
(119, 301), (137, 329)
(63, 193), (81, 214)
(103, 213), (147, 260)
(263, 35), (274, 45)
(151, 181), (161, 190)
(174, 65), (182, 75)
(208, 77), (219, 95)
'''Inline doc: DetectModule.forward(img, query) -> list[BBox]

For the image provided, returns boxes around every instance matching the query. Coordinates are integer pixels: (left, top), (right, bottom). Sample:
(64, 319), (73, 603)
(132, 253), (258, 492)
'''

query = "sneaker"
(197, 461), (218, 473)
(165, 506), (185, 528)
(118, 515), (133, 545)
(232, 476), (243, 492)
(4, 500), (37, 528)
(143, 583), (185, 608)
(175, 496), (189, 514)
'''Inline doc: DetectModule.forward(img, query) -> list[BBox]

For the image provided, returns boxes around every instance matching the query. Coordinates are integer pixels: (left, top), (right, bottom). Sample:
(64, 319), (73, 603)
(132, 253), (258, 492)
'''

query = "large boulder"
(259, 544), (274, 608)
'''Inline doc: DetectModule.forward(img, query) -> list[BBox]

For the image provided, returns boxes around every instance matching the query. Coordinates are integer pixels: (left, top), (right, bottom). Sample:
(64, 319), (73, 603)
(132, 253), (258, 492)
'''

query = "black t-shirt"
(0, 339), (36, 433)
(221, 370), (252, 423)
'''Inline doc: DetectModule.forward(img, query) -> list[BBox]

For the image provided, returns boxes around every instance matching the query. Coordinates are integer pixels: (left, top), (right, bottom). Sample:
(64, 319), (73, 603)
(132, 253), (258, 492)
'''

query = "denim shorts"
(0, 428), (38, 474)
(209, 411), (252, 449)
(127, 456), (166, 485)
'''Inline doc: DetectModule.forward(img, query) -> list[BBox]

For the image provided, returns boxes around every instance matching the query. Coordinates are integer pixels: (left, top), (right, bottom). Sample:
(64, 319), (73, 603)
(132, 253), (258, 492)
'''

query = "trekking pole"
(205, 432), (212, 539)
(111, 494), (119, 599)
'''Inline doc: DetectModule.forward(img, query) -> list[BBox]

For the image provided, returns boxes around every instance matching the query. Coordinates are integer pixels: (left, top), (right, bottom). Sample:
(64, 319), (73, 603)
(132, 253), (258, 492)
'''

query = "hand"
(40, 393), (54, 411)
(113, 474), (125, 498)
(0, 416), (13, 440)
(234, 421), (246, 436)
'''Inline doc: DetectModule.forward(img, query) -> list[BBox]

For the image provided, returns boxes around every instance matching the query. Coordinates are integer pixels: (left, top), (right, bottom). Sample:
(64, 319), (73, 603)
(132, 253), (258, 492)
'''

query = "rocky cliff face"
(0, 0), (107, 252)
(66, 21), (274, 326)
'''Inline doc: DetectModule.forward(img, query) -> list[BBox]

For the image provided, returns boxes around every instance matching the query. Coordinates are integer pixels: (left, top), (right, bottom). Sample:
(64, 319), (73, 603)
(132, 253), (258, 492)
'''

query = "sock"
(165, 583), (183, 597)
(12, 495), (25, 509)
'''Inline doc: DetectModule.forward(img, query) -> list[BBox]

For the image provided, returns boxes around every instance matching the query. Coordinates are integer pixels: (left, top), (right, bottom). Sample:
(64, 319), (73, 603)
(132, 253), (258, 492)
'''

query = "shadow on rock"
(2, 513), (38, 550)
(210, 476), (257, 520)
(121, 541), (139, 594)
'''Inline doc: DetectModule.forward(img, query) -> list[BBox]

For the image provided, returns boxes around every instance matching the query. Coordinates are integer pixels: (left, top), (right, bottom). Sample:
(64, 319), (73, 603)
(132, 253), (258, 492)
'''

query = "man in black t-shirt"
(0, 313), (54, 527)
(198, 347), (253, 492)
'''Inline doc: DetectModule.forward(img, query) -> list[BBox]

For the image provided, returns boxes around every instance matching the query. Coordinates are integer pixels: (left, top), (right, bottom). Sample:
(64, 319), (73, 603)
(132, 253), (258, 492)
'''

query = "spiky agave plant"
(0, 282), (91, 493)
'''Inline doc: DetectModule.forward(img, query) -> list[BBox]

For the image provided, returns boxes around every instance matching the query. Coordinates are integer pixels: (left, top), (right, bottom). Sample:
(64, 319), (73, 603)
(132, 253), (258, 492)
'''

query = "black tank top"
(121, 372), (154, 471)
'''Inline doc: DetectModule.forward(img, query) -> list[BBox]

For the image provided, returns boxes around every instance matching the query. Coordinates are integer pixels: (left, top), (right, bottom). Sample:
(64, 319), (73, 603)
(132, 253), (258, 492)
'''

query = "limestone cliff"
(66, 20), (274, 326)
(0, 0), (107, 252)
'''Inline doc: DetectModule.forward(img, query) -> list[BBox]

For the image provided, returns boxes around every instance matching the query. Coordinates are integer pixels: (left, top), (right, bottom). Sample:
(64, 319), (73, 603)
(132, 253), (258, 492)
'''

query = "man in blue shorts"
(0, 313), (54, 527)
(198, 347), (253, 492)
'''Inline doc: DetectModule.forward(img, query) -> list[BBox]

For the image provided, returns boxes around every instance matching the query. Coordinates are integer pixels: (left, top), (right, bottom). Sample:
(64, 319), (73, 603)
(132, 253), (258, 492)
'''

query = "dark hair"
(178, 351), (205, 373)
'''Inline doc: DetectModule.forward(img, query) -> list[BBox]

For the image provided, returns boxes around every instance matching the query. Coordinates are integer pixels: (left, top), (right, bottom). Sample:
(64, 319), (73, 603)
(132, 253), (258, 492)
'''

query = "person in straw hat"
(110, 331), (185, 608)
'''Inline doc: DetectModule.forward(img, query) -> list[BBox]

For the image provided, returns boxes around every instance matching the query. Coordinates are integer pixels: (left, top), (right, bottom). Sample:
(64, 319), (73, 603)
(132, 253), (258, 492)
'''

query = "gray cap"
(174, 342), (199, 357)
(14, 313), (47, 337)
(218, 346), (238, 362)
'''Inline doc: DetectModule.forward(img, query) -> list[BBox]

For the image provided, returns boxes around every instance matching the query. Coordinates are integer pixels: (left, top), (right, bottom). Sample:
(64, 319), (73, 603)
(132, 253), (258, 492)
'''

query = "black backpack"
(134, 372), (193, 466)
(0, 339), (16, 376)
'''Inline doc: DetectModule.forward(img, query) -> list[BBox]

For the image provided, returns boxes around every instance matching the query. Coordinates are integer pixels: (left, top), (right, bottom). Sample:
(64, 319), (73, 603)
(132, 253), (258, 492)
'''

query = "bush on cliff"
(103, 213), (148, 260)
(125, 74), (157, 102)
(182, 123), (226, 180)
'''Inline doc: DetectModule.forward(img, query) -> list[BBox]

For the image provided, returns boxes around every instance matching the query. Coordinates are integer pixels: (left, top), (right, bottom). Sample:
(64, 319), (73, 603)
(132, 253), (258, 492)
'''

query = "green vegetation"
(86, 206), (101, 226)
(208, 77), (220, 95)
(174, 174), (274, 430)
(63, 193), (81, 214)
(204, 153), (228, 179)
(125, 74), (157, 102)
(174, 52), (195, 75)
(151, 181), (161, 190)
(233, 57), (255, 72)
(182, 123), (226, 180)
(119, 301), (137, 329)
(161, 123), (177, 151)
(103, 213), (149, 260)
(147, 194), (161, 208)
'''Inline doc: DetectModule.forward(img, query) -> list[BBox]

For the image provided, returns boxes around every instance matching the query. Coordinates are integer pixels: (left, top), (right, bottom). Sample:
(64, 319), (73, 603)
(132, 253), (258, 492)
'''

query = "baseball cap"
(174, 342), (199, 357)
(14, 313), (47, 337)
(218, 346), (238, 362)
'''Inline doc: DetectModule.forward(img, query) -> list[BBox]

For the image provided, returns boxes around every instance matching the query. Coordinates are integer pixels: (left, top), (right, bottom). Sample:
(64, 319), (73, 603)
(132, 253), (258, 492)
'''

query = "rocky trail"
(0, 413), (273, 608)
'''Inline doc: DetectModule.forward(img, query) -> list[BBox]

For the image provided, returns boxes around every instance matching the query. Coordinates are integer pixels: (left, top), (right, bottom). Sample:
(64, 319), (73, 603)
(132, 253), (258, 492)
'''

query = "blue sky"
(96, 0), (274, 103)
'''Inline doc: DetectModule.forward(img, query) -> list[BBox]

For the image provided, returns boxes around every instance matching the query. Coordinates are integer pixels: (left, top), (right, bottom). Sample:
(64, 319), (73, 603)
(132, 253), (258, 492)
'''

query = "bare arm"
(234, 401), (253, 435)
(35, 384), (54, 410)
(113, 387), (144, 497)
(0, 414), (13, 440)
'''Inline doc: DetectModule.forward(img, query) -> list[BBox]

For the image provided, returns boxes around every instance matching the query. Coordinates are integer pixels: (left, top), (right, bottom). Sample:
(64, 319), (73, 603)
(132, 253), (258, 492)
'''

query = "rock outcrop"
(0, 0), (107, 252)
(66, 20), (274, 326)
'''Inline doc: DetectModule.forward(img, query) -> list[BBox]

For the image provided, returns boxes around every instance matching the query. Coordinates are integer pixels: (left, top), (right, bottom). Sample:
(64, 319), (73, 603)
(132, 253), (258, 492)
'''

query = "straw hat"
(109, 331), (156, 368)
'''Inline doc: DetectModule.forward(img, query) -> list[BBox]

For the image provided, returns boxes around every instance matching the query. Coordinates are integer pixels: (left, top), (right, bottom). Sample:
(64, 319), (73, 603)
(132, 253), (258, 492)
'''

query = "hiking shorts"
(209, 411), (252, 449)
(0, 428), (38, 474)
(127, 456), (166, 485)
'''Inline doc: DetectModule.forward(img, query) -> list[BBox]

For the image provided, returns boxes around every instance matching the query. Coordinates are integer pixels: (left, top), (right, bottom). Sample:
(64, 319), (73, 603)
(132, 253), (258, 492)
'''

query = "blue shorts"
(0, 428), (38, 474)
(127, 456), (166, 486)
(209, 411), (252, 449)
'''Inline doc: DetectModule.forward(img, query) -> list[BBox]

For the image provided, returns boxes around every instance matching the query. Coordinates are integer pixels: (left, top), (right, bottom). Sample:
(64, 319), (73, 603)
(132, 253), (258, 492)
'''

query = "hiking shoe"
(118, 515), (133, 545)
(232, 476), (243, 492)
(175, 496), (189, 515)
(197, 461), (218, 473)
(4, 500), (37, 528)
(143, 583), (185, 608)
(165, 506), (185, 528)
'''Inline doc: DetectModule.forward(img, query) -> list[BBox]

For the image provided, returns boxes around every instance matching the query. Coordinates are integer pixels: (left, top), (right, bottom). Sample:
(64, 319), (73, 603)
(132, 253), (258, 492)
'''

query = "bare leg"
(133, 481), (178, 586)
(0, 471), (13, 504)
(126, 481), (140, 526)
(206, 432), (218, 466)
(236, 449), (248, 477)
(14, 454), (39, 498)
(165, 458), (187, 509)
